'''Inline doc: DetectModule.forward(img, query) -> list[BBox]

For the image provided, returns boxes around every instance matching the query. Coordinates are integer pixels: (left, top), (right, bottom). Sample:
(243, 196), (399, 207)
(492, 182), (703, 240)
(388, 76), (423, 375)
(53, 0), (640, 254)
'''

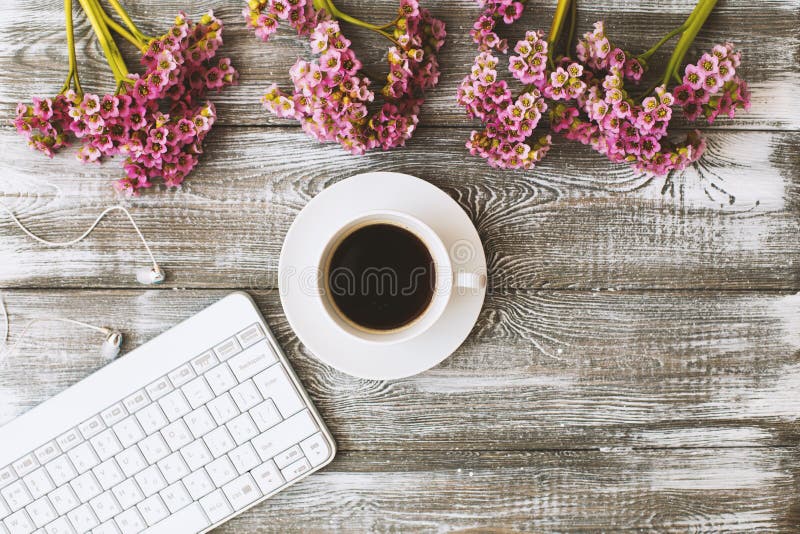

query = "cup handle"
(455, 272), (486, 289)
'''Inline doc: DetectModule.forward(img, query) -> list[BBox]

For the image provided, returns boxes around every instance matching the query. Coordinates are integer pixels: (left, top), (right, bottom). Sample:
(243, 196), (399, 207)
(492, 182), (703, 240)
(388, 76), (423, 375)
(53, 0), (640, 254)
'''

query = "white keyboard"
(0, 292), (336, 534)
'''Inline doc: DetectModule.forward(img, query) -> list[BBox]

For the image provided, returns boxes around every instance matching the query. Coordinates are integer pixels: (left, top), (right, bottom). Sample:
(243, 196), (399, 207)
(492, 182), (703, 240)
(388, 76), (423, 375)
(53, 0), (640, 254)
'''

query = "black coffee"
(327, 224), (435, 331)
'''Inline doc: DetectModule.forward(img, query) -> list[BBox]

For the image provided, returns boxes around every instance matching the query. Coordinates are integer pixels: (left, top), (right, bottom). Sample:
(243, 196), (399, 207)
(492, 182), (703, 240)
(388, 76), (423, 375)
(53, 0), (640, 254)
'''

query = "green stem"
(661, 0), (718, 86)
(77, 0), (129, 83)
(101, 8), (147, 51)
(104, 0), (150, 43)
(564, 0), (577, 58)
(315, 0), (403, 48)
(547, 0), (572, 66)
(637, 23), (688, 61)
(62, 0), (83, 95)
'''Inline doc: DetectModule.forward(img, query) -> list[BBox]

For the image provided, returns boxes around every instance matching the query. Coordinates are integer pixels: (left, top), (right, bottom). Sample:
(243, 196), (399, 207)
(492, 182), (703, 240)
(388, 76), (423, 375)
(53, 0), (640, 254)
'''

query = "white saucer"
(278, 172), (487, 380)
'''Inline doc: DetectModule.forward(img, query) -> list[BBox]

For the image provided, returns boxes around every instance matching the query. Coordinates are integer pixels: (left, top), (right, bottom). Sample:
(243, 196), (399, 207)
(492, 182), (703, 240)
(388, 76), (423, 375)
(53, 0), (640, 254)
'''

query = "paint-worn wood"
(2, 289), (798, 451)
(1, 127), (798, 290)
(213, 448), (800, 532)
(1, 0), (799, 531)
(0, 0), (798, 129)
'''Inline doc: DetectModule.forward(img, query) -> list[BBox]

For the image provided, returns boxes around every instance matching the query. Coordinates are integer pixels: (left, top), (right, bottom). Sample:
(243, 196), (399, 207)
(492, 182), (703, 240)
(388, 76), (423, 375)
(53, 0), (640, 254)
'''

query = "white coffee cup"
(314, 210), (483, 345)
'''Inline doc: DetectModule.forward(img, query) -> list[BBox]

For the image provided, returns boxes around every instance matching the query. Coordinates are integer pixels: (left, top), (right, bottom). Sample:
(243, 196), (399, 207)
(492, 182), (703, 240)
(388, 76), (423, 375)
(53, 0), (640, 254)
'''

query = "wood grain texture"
(212, 448), (800, 532)
(1, 127), (798, 290)
(0, 0), (798, 129)
(1, 289), (798, 451)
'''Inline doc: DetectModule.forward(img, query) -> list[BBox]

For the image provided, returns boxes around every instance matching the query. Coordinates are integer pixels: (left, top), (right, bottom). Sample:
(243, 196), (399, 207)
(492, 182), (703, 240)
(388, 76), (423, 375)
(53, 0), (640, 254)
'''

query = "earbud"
(136, 265), (166, 285)
(0, 296), (125, 363)
(1, 203), (166, 285)
(101, 331), (124, 360)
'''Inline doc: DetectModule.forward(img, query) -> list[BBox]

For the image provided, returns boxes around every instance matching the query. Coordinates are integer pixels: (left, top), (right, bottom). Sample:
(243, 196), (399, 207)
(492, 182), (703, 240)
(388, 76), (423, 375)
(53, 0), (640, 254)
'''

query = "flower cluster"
(247, 0), (445, 154)
(14, 12), (237, 194)
(458, 13), (750, 176)
(673, 44), (750, 124)
(458, 49), (551, 169)
(471, 0), (526, 52)
(243, 0), (318, 41)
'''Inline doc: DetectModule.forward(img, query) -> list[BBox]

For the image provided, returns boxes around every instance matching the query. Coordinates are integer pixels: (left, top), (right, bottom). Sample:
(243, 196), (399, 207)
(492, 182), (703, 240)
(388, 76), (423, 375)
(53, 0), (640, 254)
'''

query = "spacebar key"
(144, 502), (211, 534)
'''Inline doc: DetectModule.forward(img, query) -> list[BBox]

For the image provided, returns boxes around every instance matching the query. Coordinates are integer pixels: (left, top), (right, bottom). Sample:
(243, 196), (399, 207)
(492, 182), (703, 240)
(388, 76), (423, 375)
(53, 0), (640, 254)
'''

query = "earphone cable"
(0, 204), (159, 269)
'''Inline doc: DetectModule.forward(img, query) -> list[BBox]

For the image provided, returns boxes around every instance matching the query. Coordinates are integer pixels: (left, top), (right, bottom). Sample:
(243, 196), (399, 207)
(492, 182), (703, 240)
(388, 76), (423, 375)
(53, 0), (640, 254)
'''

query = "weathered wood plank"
(0, 0), (797, 129)
(1, 127), (797, 290)
(1, 289), (798, 450)
(212, 448), (800, 532)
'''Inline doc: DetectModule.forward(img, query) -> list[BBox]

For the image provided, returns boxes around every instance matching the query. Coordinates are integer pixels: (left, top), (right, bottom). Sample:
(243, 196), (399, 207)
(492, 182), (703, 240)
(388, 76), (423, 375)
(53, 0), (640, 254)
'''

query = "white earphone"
(0, 204), (165, 285)
(0, 295), (124, 361)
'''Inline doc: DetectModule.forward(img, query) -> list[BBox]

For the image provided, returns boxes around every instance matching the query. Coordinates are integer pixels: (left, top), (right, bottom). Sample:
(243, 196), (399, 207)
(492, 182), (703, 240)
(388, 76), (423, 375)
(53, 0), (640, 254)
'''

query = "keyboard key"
(42, 516), (73, 534)
(114, 507), (146, 534)
(300, 432), (333, 467)
(156, 453), (189, 485)
(2, 481), (32, 511)
(0, 494), (8, 517)
(111, 478), (144, 511)
(66, 503), (99, 532)
(141, 502), (210, 534)
(213, 337), (241, 361)
(137, 494), (168, 526)
(184, 407), (216, 439)
(48, 485), (78, 515)
(167, 364), (195, 388)
(134, 466), (166, 498)
(70, 472), (102, 503)
(226, 413), (258, 446)
(204, 364), (237, 396)
(88, 491), (120, 523)
(251, 410), (317, 463)
(274, 445), (303, 469)
(135, 404), (168, 436)
(249, 399), (281, 432)
(78, 416), (105, 440)
(93, 520), (121, 534)
(46, 455), (77, 489)
(12, 456), (37, 479)
(100, 403), (128, 427)
(179, 441), (212, 472)
(3, 509), (34, 534)
(228, 444), (259, 475)
(221, 473), (261, 510)
(198, 490), (232, 524)
(252, 365), (305, 418)
(190, 352), (218, 375)
(227, 341), (277, 382)
(122, 390), (149, 414)
(161, 420), (193, 452)
(159, 481), (191, 514)
(158, 390), (191, 423)
(0, 466), (17, 488)
(138, 434), (170, 465)
(66, 443), (99, 475)
(205, 457), (236, 487)
(114, 447), (146, 479)
(204, 427), (235, 459)
(181, 377), (214, 410)
(93, 459), (124, 491)
(112, 416), (145, 449)
(22, 468), (53, 500)
(33, 442), (60, 466)
(207, 393), (239, 426)
(145, 377), (173, 402)
(90, 430), (123, 462)
(55, 429), (82, 455)
(24, 496), (55, 527)
(236, 323), (265, 348)
(281, 457), (312, 482)
(250, 461), (283, 494)
(229, 380), (262, 412)
(182, 470), (213, 501)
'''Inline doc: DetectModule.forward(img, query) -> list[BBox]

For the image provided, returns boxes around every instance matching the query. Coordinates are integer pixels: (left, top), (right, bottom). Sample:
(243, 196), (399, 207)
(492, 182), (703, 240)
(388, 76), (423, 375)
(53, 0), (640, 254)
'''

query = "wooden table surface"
(1, 0), (799, 531)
